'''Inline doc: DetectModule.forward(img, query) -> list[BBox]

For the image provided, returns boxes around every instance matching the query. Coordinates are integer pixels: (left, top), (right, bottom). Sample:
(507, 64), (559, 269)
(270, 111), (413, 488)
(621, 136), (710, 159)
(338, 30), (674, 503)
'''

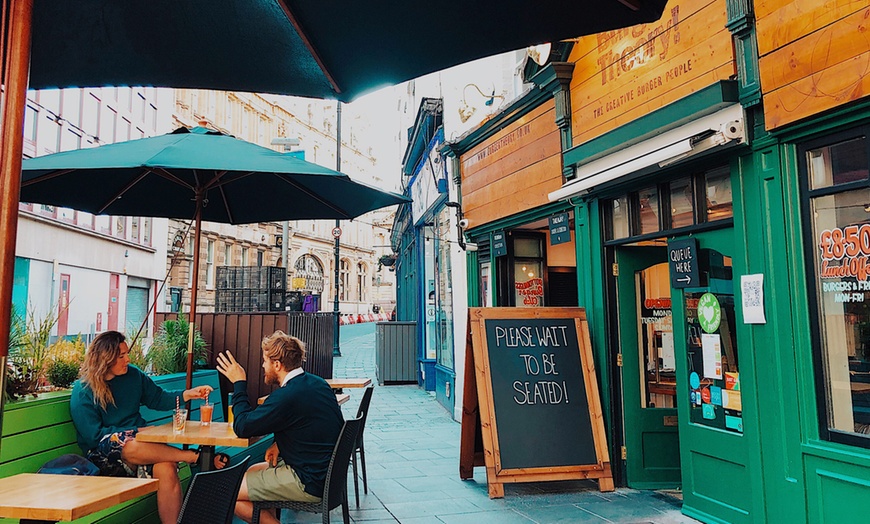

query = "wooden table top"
(0, 473), (157, 522)
(136, 421), (253, 447)
(258, 392), (350, 405)
(326, 378), (372, 389)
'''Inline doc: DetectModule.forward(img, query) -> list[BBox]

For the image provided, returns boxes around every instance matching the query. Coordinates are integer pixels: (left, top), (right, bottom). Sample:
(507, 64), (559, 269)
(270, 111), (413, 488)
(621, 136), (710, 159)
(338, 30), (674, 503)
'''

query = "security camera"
(458, 218), (469, 229)
(722, 120), (743, 140)
(465, 242), (479, 252)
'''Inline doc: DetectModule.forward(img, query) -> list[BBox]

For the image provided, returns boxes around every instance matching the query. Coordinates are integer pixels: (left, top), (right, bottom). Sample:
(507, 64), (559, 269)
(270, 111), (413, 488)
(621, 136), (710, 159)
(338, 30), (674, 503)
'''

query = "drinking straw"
(176, 395), (179, 412)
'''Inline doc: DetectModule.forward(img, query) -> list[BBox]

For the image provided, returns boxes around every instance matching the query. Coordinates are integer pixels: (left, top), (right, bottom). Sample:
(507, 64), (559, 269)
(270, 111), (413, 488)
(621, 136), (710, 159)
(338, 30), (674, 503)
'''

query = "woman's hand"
(264, 442), (279, 467)
(182, 385), (213, 402)
(216, 351), (247, 383)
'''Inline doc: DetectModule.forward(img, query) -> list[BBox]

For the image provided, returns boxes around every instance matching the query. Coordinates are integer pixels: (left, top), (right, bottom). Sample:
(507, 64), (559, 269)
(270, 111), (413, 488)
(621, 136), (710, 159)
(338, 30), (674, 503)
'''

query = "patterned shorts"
(87, 430), (146, 477)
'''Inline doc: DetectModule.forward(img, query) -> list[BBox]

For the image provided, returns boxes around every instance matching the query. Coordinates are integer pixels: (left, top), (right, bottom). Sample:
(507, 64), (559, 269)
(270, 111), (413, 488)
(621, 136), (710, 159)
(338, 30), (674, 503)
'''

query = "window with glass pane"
(705, 167), (733, 221)
(670, 177), (695, 228)
(206, 240), (215, 287)
(142, 218), (152, 246)
(638, 186), (660, 235)
(809, 186), (870, 439)
(131, 217), (140, 242)
(514, 260), (544, 307)
(808, 136), (868, 189)
(608, 196), (630, 239)
(514, 237), (542, 258)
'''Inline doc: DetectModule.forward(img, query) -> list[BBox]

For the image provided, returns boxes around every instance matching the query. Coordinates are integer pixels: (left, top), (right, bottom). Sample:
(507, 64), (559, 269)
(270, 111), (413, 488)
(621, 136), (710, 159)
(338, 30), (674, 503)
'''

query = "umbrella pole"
(0, 0), (33, 449)
(185, 191), (204, 391)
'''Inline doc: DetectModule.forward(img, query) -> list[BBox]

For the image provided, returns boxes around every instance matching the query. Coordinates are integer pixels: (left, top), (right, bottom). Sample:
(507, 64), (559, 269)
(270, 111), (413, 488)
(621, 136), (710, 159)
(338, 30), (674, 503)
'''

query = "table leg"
(199, 445), (216, 472)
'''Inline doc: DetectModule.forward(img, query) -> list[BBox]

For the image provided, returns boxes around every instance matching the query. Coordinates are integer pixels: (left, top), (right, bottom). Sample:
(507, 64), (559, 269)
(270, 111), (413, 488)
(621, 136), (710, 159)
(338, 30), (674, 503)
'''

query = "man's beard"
(264, 369), (279, 385)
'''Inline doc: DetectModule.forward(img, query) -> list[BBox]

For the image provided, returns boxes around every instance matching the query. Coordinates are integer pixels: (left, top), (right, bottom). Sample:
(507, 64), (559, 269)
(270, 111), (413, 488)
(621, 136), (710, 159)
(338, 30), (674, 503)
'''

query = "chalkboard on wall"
(460, 307), (613, 498)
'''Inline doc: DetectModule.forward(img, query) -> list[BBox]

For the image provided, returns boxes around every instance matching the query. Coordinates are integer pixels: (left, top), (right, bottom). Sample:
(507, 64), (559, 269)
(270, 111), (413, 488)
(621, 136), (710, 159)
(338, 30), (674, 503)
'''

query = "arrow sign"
(668, 238), (699, 289)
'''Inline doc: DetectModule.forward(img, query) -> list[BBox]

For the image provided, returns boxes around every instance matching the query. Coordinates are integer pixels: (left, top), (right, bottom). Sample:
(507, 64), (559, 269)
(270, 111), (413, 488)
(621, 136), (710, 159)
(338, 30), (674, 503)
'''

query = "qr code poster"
(741, 274), (766, 324)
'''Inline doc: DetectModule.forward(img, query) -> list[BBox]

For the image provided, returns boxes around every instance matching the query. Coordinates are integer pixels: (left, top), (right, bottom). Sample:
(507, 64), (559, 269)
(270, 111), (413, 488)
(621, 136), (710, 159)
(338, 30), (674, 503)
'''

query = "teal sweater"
(70, 366), (184, 453)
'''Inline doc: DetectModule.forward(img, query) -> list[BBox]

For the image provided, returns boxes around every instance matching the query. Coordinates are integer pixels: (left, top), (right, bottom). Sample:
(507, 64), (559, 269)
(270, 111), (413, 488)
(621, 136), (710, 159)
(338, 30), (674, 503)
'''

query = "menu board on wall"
(459, 307), (613, 498)
(568, 0), (735, 145)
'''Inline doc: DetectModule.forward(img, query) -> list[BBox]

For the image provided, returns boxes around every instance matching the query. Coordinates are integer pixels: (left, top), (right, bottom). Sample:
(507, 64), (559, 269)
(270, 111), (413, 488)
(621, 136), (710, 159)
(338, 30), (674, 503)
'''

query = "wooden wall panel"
(461, 102), (555, 177)
(758, 1), (870, 129)
(463, 155), (564, 227)
(755, 0), (862, 55)
(568, 0), (734, 146)
(460, 100), (560, 229)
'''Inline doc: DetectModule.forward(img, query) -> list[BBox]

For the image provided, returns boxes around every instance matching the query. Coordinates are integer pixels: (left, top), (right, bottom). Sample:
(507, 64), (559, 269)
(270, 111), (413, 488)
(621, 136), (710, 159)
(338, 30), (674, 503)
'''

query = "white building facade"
(15, 87), (173, 342)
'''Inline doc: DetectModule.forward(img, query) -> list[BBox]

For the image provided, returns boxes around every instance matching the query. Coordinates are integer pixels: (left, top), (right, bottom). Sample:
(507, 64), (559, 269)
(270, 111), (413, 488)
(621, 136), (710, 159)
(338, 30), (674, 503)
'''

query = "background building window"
(340, 259), (350, 301)
(206, 240), (215, 288)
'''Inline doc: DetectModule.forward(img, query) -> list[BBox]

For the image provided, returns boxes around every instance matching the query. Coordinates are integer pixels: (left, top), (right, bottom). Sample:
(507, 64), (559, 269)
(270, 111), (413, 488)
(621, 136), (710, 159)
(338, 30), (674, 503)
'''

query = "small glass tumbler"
(173, 408), (188, 434)
(200, 403), (214, 427)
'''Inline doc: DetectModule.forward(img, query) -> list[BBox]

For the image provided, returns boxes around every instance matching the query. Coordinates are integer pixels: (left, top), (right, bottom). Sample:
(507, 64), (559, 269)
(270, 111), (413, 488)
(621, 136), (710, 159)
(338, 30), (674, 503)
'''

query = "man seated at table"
(216, 330), (344, 524)
(70, 330), (220, 524)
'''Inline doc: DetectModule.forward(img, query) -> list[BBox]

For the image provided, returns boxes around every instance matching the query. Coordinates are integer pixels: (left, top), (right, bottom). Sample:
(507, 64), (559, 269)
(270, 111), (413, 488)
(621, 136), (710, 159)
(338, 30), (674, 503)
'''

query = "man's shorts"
(246, 460), (322, 503)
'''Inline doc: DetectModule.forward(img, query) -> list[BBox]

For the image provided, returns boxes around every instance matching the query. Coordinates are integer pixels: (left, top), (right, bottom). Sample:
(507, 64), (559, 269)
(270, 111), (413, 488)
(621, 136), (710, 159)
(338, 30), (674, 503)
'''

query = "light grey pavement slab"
(274, 322), (700, 524)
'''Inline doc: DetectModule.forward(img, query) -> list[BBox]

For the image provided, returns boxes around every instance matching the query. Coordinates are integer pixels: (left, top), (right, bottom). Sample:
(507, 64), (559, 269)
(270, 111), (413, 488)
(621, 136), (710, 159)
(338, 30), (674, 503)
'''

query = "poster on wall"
(515, 277), (544, 307)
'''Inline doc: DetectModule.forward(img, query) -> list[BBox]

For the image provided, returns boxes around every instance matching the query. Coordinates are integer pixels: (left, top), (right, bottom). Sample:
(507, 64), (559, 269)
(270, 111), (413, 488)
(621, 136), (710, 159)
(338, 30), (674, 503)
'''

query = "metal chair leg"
(359, 440), (367, 494)
(351, 451), (360, 507)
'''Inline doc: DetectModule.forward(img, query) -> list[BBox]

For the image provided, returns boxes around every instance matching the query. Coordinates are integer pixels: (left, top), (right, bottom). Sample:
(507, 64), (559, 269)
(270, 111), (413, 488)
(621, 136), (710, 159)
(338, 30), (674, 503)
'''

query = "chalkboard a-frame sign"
(460, 307), (613, 498)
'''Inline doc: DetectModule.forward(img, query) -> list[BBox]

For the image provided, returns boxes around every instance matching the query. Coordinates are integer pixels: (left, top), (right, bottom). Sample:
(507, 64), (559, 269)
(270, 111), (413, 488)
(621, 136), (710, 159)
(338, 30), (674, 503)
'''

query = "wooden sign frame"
(460, 307), (613, 498)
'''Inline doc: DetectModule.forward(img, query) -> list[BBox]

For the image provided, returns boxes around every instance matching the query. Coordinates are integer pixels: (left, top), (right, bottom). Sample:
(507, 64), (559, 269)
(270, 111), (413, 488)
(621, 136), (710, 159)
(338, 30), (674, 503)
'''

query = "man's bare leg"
(235, 462), (279, 524)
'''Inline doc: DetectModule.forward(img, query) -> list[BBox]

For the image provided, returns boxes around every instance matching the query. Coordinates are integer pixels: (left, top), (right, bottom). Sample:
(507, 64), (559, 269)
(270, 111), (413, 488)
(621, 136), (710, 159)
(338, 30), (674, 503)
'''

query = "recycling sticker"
(697, 293), (721, 333)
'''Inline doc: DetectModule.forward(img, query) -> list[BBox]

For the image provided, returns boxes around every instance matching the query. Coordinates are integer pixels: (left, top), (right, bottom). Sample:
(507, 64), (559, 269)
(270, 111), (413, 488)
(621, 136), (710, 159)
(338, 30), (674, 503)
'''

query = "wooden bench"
(0, 369), (271, 524)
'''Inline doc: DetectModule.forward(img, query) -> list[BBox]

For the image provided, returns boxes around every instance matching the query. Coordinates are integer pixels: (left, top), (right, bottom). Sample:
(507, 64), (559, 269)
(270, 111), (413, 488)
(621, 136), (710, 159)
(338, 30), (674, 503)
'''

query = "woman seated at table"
(70, 330), (225, 524)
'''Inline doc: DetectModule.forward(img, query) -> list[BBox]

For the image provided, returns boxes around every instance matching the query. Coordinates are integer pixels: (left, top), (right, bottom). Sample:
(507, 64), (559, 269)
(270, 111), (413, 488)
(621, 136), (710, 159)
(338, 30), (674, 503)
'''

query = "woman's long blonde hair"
(80, 331), (126, 410)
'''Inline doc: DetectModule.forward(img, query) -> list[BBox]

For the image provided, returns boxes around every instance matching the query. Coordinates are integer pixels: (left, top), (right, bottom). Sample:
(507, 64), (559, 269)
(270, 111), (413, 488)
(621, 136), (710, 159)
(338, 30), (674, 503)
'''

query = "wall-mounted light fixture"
(458, 84), (505, 123)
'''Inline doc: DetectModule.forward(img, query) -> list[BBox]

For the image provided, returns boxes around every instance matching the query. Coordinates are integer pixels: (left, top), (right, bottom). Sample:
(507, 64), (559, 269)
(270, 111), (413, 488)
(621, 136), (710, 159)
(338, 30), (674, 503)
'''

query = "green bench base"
(1, 369), (270, 524)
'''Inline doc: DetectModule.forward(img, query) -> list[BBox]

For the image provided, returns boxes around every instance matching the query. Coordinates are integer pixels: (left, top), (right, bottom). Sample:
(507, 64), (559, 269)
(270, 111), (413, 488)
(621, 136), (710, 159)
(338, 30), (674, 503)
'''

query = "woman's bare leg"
(120, 442), (195, 524)
(121, 440), (197, 465)
(235, 462), (279, 524)
(152, 461), (182, 524)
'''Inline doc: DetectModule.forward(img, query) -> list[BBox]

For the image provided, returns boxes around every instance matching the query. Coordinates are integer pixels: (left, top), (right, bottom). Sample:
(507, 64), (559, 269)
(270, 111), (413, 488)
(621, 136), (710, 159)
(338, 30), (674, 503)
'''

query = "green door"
(617, 246), (681, 488)
(670, 229), (756, 523)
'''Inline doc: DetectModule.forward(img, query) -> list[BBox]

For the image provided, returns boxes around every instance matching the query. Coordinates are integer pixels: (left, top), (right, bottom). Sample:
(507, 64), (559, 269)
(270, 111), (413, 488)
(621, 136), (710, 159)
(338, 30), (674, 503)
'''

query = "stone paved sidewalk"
(278, 323), (700, 524)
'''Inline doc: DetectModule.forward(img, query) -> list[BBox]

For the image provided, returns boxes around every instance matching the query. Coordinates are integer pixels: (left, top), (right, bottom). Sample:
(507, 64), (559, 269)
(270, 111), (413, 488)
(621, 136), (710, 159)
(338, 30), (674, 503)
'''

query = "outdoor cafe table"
(135, 421), (256, 472)
(325, 378), (372, 392)
(0, 473), (158, 524)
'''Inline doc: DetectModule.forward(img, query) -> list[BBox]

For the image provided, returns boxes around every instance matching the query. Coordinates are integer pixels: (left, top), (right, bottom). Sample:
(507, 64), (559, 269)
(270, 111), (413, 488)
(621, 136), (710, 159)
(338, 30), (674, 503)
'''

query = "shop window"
(704, 167), (733, 222)
(684, 252), (741, 433)
(512, 234), (545, 307)
(637, 186), (661, 235)
(802, 129), (870, 446)
(670, 177), (695, 229)
(604, 165), (732, 241)
(608, 195), (630, 240)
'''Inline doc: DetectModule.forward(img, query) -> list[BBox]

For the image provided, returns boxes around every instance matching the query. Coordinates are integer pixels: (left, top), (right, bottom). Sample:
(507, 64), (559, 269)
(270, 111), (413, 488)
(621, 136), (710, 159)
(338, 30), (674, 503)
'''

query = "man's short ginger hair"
(261, 330), (306, 370)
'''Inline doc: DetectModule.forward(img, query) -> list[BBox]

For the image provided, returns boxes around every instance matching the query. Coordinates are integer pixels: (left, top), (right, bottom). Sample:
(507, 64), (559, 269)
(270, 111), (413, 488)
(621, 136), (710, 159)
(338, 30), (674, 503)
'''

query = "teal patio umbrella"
(27, 0), (669, 103)
(19, 125), (410, 388)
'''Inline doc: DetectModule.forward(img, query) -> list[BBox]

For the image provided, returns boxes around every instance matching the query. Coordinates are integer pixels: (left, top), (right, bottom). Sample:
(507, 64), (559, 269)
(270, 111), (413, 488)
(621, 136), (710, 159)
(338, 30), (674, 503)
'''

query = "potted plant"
(378, 253), (397, 268)
(148, 314), (209, 375)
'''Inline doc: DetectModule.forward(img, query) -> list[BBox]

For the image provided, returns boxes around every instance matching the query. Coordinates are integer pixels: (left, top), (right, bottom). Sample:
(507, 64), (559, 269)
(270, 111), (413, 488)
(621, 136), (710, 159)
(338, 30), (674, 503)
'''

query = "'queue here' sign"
(668, 238), (699, 288)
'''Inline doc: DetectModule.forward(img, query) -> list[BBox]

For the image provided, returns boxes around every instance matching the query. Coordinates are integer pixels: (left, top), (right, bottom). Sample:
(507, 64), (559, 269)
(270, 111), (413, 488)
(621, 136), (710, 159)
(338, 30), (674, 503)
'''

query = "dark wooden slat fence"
(153, 312), (334, 416)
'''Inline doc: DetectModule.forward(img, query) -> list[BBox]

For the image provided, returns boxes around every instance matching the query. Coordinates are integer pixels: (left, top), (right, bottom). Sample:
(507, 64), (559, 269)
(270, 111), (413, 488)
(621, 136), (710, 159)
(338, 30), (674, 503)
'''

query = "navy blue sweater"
(231, 373), (343, 497)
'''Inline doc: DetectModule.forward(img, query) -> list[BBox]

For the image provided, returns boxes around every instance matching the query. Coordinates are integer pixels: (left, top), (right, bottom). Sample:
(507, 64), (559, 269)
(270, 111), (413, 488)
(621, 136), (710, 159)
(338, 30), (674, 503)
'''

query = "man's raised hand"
(216, 351), (247, 383)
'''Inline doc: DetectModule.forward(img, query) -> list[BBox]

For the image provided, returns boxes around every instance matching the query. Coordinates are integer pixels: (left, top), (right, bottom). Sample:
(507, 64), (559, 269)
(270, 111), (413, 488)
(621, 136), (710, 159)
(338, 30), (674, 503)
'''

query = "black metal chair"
(252, 417), (362, 524)
(351, 386), (374, 507)
(177, 455), (250, 524)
